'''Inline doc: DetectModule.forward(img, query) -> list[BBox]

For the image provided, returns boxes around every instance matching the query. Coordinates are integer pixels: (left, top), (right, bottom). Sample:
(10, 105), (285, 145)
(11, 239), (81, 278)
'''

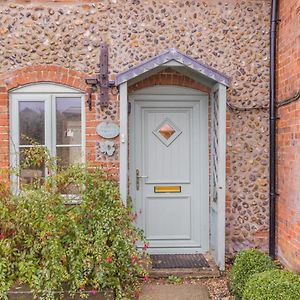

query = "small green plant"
(242, 269), (300, 300)
(167, 275), (183, 284)
(230, 249), (277, 299)
(0, 144), (149, 300)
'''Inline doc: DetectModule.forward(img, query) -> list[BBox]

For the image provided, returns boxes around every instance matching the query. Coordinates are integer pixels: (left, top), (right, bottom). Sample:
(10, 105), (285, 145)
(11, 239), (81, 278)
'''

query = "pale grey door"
(130, 87), (208, 253)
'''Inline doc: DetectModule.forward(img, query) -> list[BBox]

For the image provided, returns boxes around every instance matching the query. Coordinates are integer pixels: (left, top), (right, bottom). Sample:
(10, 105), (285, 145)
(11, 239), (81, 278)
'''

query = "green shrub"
(0, 146), (149, 300)
(242, 269), (300, 300)
(230, 249), (277, 299)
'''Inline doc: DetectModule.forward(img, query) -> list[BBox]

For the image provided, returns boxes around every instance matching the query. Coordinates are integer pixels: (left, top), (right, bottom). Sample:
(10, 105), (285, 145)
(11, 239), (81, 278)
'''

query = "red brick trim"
(0, 66), (89, 92)
(128, 69), (210, 94)
(0, 65), (93, 181)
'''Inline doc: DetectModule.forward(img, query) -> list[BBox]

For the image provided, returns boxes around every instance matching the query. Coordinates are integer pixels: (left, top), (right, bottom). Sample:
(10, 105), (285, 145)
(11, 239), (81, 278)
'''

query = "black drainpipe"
(269, 0), (278, 259)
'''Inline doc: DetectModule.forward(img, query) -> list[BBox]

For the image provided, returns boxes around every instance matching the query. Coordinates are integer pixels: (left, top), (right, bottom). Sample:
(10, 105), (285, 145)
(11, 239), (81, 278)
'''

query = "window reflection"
(159, 123), (176, 140)
(56, 147), (82, 195)
(56, 147), (82, 167)
(19, 148), (45, 188)
(56, 98), (81, 145)
(19, 101), (44, 145)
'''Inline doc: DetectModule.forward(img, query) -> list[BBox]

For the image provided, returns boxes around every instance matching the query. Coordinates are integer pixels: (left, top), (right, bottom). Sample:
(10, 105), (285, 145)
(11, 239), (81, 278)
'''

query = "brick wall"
(277, 0), (300, 272)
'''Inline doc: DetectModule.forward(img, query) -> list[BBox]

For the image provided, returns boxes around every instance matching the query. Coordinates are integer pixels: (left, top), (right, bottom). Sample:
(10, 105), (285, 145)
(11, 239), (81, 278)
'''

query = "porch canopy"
(116, 48), (230, 87)
(116, 48), (230, 271)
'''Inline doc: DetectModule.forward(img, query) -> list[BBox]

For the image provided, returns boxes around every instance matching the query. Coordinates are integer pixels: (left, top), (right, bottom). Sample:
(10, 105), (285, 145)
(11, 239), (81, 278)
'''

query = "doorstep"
(148, 253), (220, 278)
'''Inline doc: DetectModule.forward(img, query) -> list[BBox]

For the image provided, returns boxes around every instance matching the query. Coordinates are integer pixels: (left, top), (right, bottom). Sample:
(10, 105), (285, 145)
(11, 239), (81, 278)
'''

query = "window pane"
(19, 147), (45, 187)
(159, 123), (176, 140)
(57, 146), (82, 167)
(56, 97), (81, 145)
(19, 101), (45, 145)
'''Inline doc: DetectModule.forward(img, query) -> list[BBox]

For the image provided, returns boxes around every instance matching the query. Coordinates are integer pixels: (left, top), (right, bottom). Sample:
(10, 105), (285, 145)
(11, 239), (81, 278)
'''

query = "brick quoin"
(276, 0), (300, 272)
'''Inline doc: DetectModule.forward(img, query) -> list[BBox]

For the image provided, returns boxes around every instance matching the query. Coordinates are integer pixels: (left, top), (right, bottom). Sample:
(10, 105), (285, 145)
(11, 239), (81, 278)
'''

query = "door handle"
(136, 169), (148, 191)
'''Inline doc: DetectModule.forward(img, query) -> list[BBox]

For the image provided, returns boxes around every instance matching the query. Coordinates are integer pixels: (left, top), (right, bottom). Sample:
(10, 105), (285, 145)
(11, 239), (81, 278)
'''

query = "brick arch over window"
(128, 68), (210, 94)
(0, 65), (93, 180)
(2, 66), (88, 92)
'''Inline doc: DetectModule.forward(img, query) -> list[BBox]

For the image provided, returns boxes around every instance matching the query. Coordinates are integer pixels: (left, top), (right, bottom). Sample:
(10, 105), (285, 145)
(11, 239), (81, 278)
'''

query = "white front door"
(130, 86), (209, 253)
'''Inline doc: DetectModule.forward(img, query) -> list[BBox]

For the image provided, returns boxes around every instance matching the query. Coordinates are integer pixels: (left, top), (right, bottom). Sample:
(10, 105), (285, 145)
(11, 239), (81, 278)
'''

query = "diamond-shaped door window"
(159, 124), (175, 140)
(153, 118), (182, 147)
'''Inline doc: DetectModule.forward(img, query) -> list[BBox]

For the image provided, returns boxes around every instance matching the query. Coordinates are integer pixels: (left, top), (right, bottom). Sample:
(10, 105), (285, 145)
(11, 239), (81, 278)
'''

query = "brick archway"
(2, 66), (88, 92)
(128, 68), (210, 94)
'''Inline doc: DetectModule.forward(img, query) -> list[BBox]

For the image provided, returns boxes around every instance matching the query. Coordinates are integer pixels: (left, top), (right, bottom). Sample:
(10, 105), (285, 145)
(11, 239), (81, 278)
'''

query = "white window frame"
(9, 83), (85, 193)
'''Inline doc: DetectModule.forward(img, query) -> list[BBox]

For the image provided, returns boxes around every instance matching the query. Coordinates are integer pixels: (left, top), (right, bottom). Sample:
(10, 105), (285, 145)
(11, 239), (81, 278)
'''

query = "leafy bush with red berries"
(0, 146), (149, 299)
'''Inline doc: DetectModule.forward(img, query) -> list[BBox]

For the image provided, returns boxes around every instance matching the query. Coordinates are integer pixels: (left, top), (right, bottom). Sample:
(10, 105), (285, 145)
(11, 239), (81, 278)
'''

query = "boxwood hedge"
(242, 269), (300, 300)
(230, 249), (277, 299)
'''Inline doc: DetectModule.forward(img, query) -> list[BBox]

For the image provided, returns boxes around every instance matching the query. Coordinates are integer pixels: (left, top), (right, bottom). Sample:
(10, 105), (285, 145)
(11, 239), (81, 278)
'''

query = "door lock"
(136, 169), (148, 191)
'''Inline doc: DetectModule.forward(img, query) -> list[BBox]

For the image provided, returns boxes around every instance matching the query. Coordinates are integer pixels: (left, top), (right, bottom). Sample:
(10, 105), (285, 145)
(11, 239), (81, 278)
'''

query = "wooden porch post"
(211, 83), (227, 271)
(119, 82), (128, 205)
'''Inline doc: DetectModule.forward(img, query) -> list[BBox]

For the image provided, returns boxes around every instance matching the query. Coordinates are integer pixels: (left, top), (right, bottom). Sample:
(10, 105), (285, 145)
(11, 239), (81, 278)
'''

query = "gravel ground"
(147, 276), (233, 300)
(200, 264), (234, 300)
(194, 277), (234, 300)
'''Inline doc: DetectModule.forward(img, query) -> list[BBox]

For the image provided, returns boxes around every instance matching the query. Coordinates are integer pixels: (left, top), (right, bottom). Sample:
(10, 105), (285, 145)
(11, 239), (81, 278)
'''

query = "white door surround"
(116, 48), (229, 270)
(129, 86), (209, 254)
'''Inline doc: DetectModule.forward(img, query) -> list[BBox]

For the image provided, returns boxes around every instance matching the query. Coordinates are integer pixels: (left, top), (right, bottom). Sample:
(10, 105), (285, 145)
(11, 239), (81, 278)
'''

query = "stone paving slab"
(139, 284), (210, 300)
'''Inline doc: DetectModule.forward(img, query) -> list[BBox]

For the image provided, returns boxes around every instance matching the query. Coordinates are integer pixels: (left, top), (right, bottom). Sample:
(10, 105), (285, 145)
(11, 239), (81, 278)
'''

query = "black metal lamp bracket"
(99, 44), (109, 108)
(85, 44), (117, 111)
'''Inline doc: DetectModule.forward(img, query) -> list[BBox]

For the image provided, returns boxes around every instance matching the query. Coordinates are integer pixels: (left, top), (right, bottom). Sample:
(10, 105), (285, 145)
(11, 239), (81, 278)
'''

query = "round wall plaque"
(96, 122), (120, 139)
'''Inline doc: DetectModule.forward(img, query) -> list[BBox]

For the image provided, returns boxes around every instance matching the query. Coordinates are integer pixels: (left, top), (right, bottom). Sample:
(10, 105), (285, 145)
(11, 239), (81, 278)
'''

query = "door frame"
(128, 86), (209, 253)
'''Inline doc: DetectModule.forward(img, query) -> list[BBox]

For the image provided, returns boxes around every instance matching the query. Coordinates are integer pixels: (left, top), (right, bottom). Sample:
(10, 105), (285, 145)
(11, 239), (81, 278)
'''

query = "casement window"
(10, 83), (85, 192)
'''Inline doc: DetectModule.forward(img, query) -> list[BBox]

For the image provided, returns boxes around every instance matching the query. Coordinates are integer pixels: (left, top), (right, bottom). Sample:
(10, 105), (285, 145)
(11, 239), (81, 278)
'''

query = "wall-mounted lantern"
(85, 77), (98, 111)
(85, 45), (118, 111)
